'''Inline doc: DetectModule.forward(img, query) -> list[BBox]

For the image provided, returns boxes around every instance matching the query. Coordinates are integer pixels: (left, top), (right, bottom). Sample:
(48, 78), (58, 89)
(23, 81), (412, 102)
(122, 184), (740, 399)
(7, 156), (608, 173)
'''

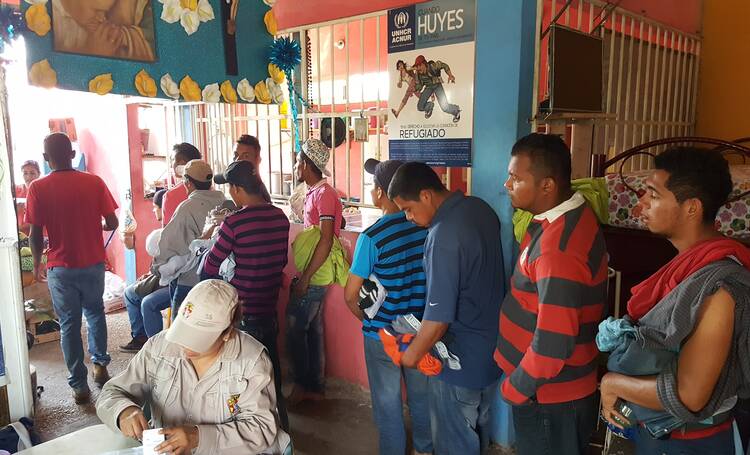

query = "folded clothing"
(378, 328), (442, 376)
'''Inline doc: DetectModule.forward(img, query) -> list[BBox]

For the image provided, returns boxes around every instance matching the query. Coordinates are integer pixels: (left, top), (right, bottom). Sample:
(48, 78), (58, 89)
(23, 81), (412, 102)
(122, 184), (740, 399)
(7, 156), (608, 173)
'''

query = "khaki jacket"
(96, 331), (290, 454)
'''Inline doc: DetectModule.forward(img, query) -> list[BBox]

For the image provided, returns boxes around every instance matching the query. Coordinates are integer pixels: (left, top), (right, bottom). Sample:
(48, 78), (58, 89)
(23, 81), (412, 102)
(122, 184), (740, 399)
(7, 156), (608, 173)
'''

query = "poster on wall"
(387, 0), (476, 167)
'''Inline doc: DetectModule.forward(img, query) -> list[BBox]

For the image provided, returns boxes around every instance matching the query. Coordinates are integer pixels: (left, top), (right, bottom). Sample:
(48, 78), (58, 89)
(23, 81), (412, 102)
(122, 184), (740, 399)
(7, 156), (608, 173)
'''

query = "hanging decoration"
(28, 59), (56, 88)
(160, 73), (181, 99)
(135, 70), (157, 97)
(179, 75), (202, 101)
(220, 80), (238, 104)
(159, 0), (215, 35)
(89, 73), (114, 95)
(263, 9), (277, 36)
(23, 2), (49, 37)
(268, 36), (311, 152)
(0, 6), (26, 52)
(202, 82), (220, 102)
(254, 80), (271, 104)
(268, 63), (285, 84)
(266, 77), (283, 104)
(237, 78), (255, 102)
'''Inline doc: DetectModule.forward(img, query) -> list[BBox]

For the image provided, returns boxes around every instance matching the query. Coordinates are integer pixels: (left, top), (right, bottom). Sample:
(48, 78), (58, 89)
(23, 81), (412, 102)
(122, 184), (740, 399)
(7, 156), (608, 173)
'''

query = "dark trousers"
(512, 394), (598, 455)
(240, 316), (289, 432)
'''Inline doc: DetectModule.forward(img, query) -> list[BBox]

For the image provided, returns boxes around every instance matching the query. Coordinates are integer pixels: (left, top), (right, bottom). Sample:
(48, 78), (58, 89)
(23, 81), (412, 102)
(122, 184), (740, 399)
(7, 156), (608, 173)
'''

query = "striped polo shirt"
(350, 211), (428, 339)
(204, 204), (290, 317)
(495, 192), (608, 405)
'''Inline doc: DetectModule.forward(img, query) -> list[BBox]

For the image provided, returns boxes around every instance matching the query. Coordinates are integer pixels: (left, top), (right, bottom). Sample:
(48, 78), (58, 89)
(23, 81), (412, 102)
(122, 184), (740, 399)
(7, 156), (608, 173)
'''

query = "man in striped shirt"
(495, 133), (608, 455)
(344, 159), (432, 455)
(204, 159), (290, 430)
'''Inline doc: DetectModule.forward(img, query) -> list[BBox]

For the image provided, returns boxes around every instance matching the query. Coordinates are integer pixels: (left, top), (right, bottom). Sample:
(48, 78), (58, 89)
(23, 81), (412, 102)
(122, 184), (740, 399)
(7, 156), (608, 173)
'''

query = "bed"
(592, 137), (750, 317)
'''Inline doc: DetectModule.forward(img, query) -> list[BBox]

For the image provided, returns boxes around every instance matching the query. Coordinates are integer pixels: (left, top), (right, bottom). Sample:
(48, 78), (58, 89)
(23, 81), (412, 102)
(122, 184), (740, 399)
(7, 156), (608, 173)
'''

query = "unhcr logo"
(394, 11), (409, 29)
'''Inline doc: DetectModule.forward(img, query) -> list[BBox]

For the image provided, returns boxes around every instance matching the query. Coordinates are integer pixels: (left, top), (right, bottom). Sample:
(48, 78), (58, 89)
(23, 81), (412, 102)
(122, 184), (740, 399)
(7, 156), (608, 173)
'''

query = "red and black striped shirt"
(495, 193), (608, 405)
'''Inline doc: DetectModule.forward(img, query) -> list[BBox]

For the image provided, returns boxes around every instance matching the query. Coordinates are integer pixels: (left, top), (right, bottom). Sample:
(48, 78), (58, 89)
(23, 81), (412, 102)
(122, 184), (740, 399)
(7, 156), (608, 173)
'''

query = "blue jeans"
(417, 84), (460, 116)
(240, 316), (289, 432)
(635, 423), (735, 455)
(512, 394), (598, 455)
(169, 281), (193, 321)
(364, 336), (432, 455)
(47, 263), (110, 390)
(286, 285), (327, 393)
(428, 376), (496, 455)
(124, 285), (171, 338)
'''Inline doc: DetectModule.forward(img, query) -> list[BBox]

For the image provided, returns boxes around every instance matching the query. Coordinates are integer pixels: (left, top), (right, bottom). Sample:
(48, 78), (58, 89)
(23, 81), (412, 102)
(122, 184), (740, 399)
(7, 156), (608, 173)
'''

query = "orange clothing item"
(378, 328), (442, 376)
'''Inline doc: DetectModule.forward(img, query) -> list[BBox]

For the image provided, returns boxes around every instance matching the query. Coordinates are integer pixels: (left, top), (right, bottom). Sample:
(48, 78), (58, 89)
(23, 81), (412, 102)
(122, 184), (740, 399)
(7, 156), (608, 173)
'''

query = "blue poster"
(388, 0), (476, 167)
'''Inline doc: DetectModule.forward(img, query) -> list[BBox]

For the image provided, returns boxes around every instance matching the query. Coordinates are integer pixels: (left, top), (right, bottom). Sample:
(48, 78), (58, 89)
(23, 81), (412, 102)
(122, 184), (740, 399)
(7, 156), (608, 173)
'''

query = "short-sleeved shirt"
(423, 192), (504, 389)
(25, 170), (118, 269)
(162, 183), (188, 226)
(304, 179), (343, 236)
(204, 204), (291, 317)
(350, 212), (428, 339)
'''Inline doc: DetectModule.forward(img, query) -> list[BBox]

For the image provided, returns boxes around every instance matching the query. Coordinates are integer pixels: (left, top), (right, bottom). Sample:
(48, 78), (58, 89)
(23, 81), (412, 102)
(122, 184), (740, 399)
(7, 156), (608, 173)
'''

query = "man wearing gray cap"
(287, 138), (345, 405)
(344, 159), (432, 455)
(154, 159), (226, 317)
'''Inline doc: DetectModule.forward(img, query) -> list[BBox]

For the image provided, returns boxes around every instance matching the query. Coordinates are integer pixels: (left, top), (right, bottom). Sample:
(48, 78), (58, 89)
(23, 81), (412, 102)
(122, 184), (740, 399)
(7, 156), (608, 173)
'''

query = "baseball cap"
(165, 280), (238, 353)
(364, 158), (404, 191)
(301, 138), (331, 177)
(184, 159), (213, 183)
(214, 160), (257, 188)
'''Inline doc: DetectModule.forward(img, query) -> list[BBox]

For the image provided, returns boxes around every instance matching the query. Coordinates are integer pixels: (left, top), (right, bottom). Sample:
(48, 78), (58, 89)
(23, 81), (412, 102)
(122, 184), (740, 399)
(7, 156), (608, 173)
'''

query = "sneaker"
(92, 364), (110, 387)
(425, 104), (434, 119)
(119, 336), (147, 353)
(72, 387), (91, 405)
(452, 110), (461, 123)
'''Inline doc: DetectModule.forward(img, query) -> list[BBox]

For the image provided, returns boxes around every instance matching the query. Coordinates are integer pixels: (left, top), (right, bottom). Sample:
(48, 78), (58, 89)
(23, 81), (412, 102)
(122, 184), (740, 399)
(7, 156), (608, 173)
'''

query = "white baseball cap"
(165, 280), (238, 353)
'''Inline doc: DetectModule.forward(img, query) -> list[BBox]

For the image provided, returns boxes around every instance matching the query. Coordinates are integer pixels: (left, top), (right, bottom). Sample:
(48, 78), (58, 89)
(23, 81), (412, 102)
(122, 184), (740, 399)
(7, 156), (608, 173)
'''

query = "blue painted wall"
(472, 0), (537, 447)
(23, 0), (273, 98)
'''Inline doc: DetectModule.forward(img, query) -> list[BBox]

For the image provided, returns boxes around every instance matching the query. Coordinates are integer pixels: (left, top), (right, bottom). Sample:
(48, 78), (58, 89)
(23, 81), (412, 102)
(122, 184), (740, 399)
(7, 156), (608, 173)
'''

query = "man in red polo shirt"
(161, 143), (201, 226)
(26, 133), (119, 404)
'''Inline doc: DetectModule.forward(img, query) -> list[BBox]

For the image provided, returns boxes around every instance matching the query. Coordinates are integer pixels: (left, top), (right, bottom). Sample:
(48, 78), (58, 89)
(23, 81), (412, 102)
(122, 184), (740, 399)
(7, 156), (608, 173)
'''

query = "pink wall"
(76, 118), (128, 278)
(277, 224), (369, 388)
(618, 0), (702, 34)
(274, 0), (429, 31)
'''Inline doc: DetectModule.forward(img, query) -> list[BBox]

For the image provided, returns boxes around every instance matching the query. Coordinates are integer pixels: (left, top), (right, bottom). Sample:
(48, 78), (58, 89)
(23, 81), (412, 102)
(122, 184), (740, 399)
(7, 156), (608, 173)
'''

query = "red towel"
(627, 237), (750, 321)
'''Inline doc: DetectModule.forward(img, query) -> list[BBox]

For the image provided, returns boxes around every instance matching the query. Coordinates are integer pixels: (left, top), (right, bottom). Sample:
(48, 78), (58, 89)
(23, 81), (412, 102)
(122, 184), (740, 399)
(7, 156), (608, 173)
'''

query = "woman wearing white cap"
(97, 279), (291, 454)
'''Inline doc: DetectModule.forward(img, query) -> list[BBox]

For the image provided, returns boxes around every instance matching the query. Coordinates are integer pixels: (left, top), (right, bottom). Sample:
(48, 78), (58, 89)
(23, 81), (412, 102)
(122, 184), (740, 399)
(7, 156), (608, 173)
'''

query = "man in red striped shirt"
(204, 159), (290, 430)
(495, 134), (608, 455)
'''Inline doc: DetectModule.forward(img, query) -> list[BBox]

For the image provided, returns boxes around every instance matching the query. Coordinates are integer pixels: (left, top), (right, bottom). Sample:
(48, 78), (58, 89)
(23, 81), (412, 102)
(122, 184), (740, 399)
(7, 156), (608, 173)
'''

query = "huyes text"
(417, 6), (464, 35)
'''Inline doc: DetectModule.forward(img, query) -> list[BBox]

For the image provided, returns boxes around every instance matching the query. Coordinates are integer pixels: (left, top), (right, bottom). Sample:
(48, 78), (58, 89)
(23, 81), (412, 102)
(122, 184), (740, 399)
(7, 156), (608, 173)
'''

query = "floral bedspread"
(606, 165), (750, 238)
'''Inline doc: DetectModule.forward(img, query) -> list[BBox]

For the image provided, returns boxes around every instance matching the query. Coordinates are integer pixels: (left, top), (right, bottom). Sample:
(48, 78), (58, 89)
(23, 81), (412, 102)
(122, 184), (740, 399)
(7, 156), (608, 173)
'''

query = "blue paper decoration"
(269, 36), (309, 153)
(0, 6), (25, 53)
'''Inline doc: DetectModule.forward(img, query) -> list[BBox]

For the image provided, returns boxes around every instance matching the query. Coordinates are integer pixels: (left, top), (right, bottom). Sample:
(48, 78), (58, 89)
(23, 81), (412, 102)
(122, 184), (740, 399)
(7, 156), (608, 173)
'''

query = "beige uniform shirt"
(96, 331), (290, 454)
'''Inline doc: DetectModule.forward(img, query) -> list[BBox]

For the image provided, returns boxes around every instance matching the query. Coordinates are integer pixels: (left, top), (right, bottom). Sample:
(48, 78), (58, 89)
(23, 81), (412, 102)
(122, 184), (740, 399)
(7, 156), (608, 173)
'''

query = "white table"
(18, 424), (140, 455)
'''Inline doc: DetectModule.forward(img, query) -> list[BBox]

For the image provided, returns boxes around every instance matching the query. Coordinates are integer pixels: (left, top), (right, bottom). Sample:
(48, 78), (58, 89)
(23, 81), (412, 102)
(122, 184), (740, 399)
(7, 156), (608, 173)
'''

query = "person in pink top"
(161, 143), (201, 226)
(287, 138), (343, 405)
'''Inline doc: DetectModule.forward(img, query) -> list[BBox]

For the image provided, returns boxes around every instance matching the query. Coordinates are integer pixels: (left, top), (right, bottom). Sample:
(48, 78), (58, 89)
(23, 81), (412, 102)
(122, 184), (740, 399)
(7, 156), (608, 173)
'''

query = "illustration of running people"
(413, 55), (461, 123)
(391, 60), (418, 119)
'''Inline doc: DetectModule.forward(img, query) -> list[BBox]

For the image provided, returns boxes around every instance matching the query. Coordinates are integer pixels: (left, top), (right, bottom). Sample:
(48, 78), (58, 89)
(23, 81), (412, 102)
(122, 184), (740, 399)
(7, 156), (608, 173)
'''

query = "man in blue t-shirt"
(344, 159), (432, 455)
(389, 162), (504, 455)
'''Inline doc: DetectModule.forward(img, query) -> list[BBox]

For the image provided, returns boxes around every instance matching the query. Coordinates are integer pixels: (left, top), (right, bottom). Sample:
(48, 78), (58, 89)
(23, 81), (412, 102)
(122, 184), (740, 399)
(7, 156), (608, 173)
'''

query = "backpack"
(0, 417), (38, 453)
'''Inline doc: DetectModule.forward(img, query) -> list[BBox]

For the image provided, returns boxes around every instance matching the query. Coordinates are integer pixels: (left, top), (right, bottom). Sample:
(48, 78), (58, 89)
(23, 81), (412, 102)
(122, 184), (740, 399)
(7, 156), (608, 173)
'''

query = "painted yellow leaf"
(268, 63), (286, 84)
(135, 70), (157, 97)
(255, 80), (271, 104)
(25, 4), (51, 37)
(28, 59), (57, 89)
(179, 75), (202, 101)
(264, 9), (277, 36)
(220, 80), (238, 104)
(180, 0), (198, 11)
(89, 73), (114, 95)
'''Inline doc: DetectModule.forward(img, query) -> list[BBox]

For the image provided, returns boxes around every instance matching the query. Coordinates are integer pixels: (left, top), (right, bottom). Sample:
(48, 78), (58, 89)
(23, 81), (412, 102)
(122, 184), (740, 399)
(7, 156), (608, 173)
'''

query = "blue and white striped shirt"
(350, 212), (428, 339)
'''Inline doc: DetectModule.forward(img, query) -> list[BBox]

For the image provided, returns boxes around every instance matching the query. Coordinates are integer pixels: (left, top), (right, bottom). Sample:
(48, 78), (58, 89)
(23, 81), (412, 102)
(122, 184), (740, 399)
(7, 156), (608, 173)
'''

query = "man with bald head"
(25, 133), (119, 404)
